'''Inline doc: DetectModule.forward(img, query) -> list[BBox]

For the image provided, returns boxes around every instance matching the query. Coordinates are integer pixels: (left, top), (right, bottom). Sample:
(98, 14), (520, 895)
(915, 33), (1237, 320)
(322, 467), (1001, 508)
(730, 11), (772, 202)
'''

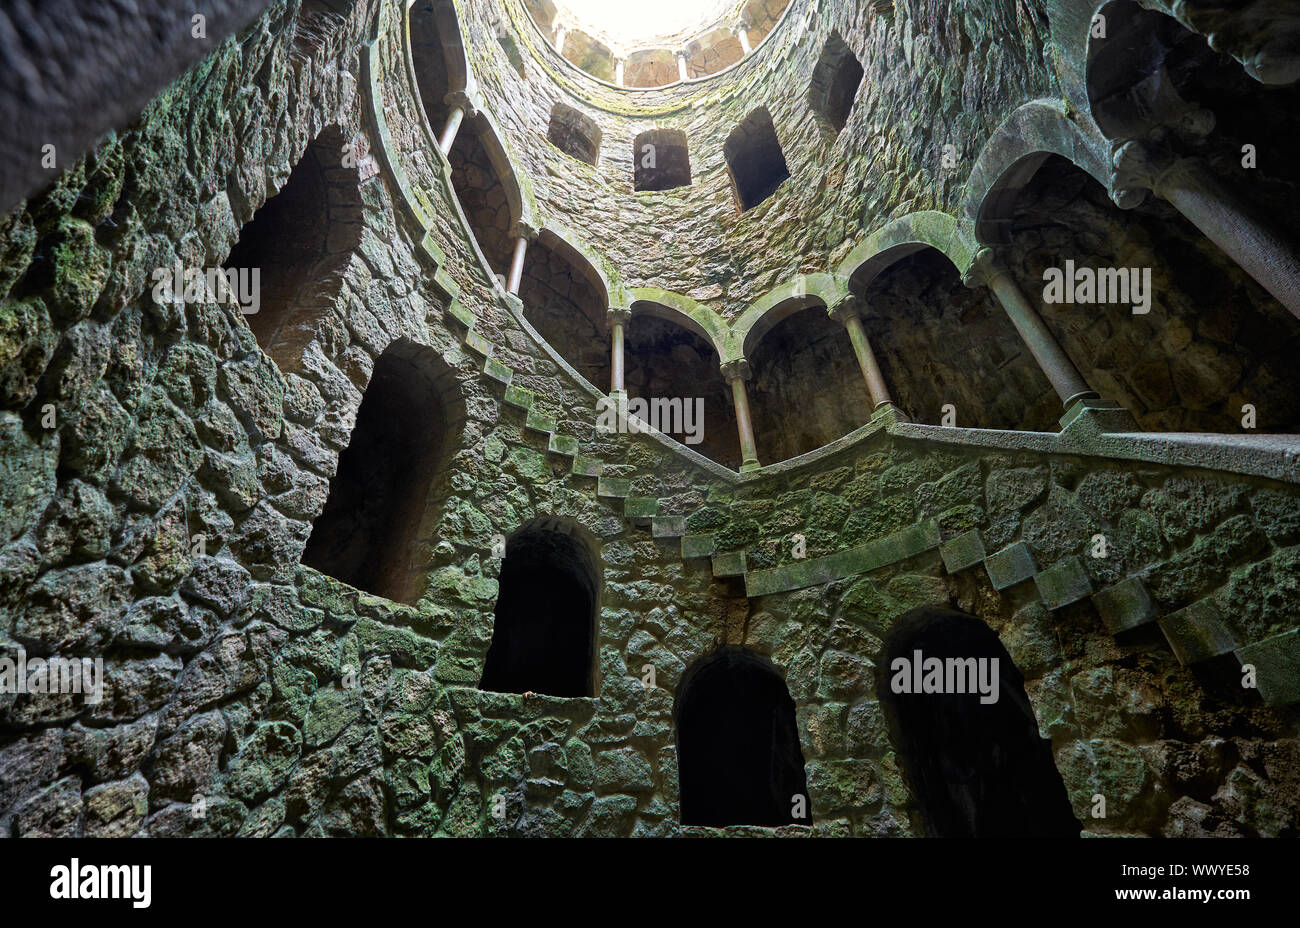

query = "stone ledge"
(547, 434), (579, 457)
(712, 550), (747, 578)
(652, 515), (687, 538)
(524, 407), (557, 434)
(745, 519), (941, 598)
(624, 497), (659, 520)
(571, 455), (603, 477)
(597, 476), (632, 498)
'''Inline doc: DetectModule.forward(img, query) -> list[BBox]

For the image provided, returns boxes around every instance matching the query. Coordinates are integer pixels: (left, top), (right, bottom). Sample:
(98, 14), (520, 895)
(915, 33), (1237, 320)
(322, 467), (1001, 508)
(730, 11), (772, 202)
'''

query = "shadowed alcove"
(479, 519), (600, 698)
(876, 605), (1082, 838)
(624, 311), (740, 467)
(221, 125), (362, 368)
(676, 647), (810, 827)
(300, 340), (461, 604)
(852, 247), (1060, 430)
(724, 107), (790, 212)
(747, 303), (871, 462)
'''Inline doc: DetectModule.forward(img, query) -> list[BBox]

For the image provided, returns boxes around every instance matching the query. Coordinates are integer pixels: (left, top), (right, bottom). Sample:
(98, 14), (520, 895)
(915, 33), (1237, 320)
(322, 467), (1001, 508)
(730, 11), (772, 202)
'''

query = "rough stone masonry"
(0, 0), (1298, 839)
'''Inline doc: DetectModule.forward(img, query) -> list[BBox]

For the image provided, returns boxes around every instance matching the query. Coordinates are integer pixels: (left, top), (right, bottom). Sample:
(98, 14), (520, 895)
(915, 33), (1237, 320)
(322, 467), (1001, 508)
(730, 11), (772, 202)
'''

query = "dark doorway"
(300, 340), (455, 604)
(723, 107), (790, 212)
(634, 129), (692, 192)
(877, 605), (1081, 837)
(676, 648), (810, 827)
(479, 521), (598, 698)
(809, 30), (864, 134)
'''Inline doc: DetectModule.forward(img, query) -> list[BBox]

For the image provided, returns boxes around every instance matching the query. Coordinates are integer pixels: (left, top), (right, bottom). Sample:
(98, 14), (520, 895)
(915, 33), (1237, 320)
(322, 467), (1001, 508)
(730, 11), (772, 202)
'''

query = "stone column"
(438, 91), (476, 156)
(554, 25), (568, 56)
(676, 52), (689, 83)
(506, 221), (538, 296)
(736, 22), (753, 55)
(615, 58), (625, 86)
(607, 307), (631, 394)
(828, 301), (893, 410)
(1111, 139), (1300, 319)
(963, 247), (1098, 410)
(721, 360), (760, 472)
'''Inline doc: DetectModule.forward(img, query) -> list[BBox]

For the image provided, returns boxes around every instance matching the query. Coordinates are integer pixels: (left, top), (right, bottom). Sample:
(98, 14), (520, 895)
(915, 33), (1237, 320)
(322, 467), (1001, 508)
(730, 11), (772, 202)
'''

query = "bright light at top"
(555, 0), (732, 47)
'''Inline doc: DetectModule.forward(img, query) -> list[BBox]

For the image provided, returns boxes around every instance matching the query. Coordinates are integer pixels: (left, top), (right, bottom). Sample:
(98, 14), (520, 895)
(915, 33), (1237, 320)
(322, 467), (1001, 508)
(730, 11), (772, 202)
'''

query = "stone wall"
(0, 0), (1297, 841)
(460, 0), (1059, 317)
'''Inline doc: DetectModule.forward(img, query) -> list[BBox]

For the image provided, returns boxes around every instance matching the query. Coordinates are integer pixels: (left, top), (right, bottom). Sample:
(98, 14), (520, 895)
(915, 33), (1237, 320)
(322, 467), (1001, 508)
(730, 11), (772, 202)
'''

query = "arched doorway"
(676, 647), (810, 827)
(877, 605), (1081, 837)
(479, 519), (599, 698)
(300, 339), (460, 604)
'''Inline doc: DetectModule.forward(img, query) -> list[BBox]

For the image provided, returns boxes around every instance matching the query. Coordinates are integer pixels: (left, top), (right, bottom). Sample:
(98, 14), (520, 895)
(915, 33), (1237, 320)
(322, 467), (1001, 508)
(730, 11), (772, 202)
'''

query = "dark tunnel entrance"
(479, 520), (598, 698)
(877, 605), (1081, 837)
(676, 648), (810, 827)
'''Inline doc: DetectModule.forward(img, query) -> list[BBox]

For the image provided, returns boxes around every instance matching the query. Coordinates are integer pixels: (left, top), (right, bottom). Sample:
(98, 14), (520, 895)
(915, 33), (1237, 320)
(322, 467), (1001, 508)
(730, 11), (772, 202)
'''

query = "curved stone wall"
(0, 0), (1297, 841)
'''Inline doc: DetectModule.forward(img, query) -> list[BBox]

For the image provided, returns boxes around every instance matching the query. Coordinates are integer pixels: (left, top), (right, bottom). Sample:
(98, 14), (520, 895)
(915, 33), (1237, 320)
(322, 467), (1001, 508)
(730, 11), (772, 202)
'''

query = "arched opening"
(877, 605), (1081, 838)
(547, 102), (602, 166)
(480, 519), (599, 698)
(683, 28), (745, 78)
(447, 120), (518, 278)
(518, 237), (611, 391)
(633, 129), (692, 192)
(562, 30), (617, 83)
(1003, 154), (1300, 432)
(624, 49), (677, 88)
(625, 309), (739, 467)
(301, 340), (462, 604)
(1087, 2), (1300, 284)
(676, 647), (810, 827)
(851, 247), (1059, 430)
(740, 0), (790, 46)
(410, 0), (464, 137)
(221, 125), (362, 369)
(747, 303), (871, 462)
(724, 107), (790, 212)
(809, 30), (864, 134)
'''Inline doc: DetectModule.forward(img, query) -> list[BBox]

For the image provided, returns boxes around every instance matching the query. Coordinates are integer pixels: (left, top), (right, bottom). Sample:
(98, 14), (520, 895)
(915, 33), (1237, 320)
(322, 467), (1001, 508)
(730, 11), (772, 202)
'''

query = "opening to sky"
(555, 0), (732, 46)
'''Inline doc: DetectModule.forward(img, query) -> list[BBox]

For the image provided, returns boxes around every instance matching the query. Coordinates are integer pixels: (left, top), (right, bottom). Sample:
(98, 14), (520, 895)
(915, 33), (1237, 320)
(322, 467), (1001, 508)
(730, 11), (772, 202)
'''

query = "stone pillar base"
(870, 402), (907, 424)
(1059, 396), (1140, 434)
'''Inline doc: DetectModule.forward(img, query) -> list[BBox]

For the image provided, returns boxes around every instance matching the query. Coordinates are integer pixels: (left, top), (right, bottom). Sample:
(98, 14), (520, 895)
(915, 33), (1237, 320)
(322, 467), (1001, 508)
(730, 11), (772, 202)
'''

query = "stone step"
(463, 328), (492, 357)
(482, 355), (513, 386)
(711, 550), (746, 578)
(652, 515), (687, 538)
(503, 384), (534, 410)
(623, 497), (659, 520)
(547, 433), (579, 457)
(571, 455), (603, 477)
(524, 406), (556, 434)
(597, 476), (631, 499)
(681, 533), (716, 559)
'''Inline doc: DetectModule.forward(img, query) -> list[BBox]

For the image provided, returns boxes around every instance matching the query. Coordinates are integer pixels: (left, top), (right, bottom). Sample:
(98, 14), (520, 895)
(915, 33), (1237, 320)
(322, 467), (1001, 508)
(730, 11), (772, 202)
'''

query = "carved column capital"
(962, 246), (1008, 290)
(826, 299), (862, 326)
(606, 306), (632, 328)
(720, 359), (751, 384)
(510, 220), (540, 242)
(443, 90), (478, 118)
